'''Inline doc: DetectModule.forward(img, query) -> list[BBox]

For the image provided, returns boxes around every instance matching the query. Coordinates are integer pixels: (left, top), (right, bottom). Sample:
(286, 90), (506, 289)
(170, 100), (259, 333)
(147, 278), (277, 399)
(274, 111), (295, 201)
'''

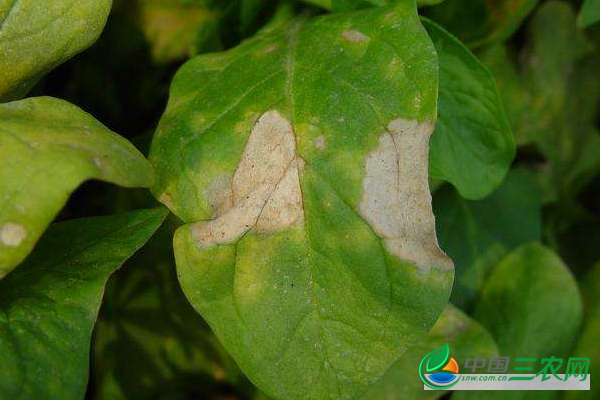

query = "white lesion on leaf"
(314, 135), (326, 150)
(359, 119), (453, 271)
(159, 192), (175, 209)
(191, 110), (304, 248)
(0, 222), (27, 247)
(342, 29), (370, 43)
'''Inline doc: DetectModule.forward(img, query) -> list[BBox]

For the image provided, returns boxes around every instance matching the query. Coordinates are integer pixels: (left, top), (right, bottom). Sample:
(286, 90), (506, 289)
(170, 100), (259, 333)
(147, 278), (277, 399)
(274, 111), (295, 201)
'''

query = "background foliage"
(0, 0), (599, 399)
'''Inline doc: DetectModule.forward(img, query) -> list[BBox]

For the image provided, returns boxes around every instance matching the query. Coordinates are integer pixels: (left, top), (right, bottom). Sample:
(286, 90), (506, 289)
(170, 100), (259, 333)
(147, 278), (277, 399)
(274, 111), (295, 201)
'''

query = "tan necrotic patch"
(0, 222), (27, 247)
(191, 110), (304, 248)
(314, 135), (326, 150)
(359, 119), (453, 271)
(342, 29), (370, 43)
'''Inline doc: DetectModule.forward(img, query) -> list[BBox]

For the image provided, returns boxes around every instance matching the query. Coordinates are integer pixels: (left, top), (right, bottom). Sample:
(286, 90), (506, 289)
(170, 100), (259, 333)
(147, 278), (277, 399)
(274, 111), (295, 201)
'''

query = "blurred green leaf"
(0, 208), (167, 400)
(477, 45), (531, 146)
(424, 18), (515, 200)
(454, 243), (582, 400)
(301, 0), (446, 11)
(482, 1), (600, 205)
(579, 0), (600, 28)
(0, 0), (111, 101)
(424, 0), (539, 48)
(360, 304), (498, 400)
(434, 169), (542, 310)
(130, 0), (223, 63)
(0, 97), (153, 278)
(30, 13), (174, 140)
(91, 215), (248, 400)
(564, 260), (600, 400)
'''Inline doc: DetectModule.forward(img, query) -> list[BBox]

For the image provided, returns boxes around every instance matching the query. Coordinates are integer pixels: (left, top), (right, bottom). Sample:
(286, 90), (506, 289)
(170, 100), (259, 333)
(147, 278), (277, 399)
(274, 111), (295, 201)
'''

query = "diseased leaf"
(360, 304), (498, 400)
(454, 243), (583, 400)
(150, 3), (454, 400)
(0, 0), (111, 101)
(579, 0), (600, 28)
(0, 97), (153, 278)
(0, 208), (167, 400)
(434, 169), (542, 310)
(424, 0), (539, 48)
(424, 18), (515, 199)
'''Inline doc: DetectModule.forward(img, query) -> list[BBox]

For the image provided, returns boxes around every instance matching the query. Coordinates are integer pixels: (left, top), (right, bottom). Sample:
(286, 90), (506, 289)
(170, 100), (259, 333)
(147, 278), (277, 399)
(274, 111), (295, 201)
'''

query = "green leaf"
(92, 215), (246, 400)
(150, 3), (454, 400)
(482, 2), (600, 205)
(0, 97), (154, 278)
(0, 208), (167, 400)
(433, 169), (542, 309)
(477, 45), (533, 147)
(579, 0), (600, 28)
(360, 304), (498, 400)
(424, 0), (539, 48)
(0, 0), (111, 101)
(423, 18), (515, 199)
(477, 243), (582, 361)
(565, 261), (600, 400)
(527, 2), (600, 200)
(301, 0), (446, 10)
(454, 243), (583, 400)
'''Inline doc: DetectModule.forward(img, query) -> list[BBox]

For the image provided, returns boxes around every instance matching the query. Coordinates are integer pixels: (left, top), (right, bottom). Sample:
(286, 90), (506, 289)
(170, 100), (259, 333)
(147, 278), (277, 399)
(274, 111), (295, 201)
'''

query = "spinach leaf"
(151, 3), (454, 400)
(0, 0), (111, 101)
(360, 304), (498, 400)
(454, 243), (583, 400)
(434, 169), (542, 310)
(579, 0), (600, 28)
(482, 1), (600, 213)
(424, 18), (515, 199)
(0, 208), (167, 400)
(424, 0), (539, 48)
(0, 97), (153, 278)
(565, 261), (600, 400)
(301, 0), (446, 10)
(130, 0), (222, 63)
(91, 215), (247, 400)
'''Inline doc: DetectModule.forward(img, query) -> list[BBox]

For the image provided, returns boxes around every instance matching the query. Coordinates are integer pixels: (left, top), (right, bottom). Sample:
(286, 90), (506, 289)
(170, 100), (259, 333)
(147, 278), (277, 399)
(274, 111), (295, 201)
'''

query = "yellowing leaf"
(0, 0), (111, 101)
(0, 97), (153, 278)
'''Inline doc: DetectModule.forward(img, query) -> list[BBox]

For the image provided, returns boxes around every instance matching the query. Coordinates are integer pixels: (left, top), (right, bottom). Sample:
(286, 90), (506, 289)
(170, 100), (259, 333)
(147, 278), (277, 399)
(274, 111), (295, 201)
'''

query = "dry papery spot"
(342, 29), (370, 43)
(359, 119), (453, 272)
(192, 110), (304, 248)
(262, 45), (278, 54)
(0, 222), (27, 247)
(159, 192), (175, 209)
(314, 135), (326, 150)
